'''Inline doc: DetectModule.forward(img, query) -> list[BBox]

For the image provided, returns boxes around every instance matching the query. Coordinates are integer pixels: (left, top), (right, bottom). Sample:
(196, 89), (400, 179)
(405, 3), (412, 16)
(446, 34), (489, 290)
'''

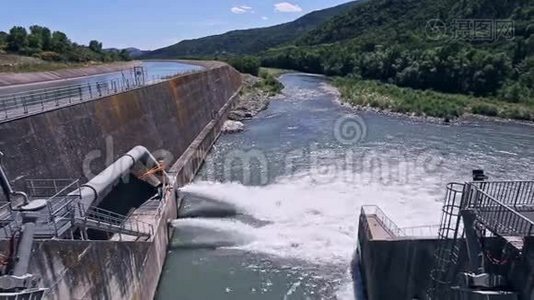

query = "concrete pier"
(357, 206), (534, 300)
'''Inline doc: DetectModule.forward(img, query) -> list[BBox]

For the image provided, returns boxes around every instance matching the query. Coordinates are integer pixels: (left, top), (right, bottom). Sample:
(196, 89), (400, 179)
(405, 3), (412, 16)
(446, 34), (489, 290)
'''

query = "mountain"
(143, 0), (362, 58)
(124, 47), (149, 58)
(261, 0), (533, 101)
(298, 0), (527, 46)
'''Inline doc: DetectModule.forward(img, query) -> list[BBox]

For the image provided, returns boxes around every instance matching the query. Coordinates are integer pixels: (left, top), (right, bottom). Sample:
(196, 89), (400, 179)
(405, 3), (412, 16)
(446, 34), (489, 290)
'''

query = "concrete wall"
(0, 62), (242, 191)
(357, 216), (534, 300)
(25, 187), (178, 300)
(357, 225), (438, 300)
(0, 61), (241, 299)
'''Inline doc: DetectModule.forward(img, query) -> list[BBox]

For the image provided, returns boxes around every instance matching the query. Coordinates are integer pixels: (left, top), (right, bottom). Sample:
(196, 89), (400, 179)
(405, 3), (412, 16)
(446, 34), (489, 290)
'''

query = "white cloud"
(261, 16), (269, 20)
(274, 2), (302, 13)
(231, 5), (253, 14)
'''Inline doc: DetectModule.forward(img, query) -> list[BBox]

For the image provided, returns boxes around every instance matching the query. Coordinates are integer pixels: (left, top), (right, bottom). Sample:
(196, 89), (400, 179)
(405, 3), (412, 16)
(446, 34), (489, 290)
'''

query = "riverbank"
(333, 77), (534, 123)
(0, 59), (141, 87)
(227, 71), (283, 122)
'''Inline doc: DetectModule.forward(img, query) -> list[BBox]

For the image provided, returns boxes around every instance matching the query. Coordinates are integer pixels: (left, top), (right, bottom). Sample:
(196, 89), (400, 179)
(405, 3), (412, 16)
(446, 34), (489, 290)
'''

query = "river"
(156, 73), (534, 299)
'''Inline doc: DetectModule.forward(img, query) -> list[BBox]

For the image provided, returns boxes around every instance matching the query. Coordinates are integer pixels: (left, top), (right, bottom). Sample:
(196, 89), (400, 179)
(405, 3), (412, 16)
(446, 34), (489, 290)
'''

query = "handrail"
(361, 205), (404, 237)
(79, 204), (154, 238)
(401, 225), (440, 237)
(469, 186), (534, 224)
(467, 183), (534, 237)
(468, 180), (534, 208)
(0, 67), (203, 121)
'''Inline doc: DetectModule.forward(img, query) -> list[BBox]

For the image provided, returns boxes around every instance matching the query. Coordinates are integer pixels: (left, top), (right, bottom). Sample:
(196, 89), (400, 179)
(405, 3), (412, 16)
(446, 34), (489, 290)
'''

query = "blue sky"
(1, 0), (352, 50)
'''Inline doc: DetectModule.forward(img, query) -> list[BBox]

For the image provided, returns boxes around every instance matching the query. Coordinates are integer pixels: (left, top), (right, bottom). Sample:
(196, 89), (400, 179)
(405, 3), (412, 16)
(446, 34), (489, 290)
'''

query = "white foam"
(335, 280), (356, 300)
(171, 218), (254, 234)
(181, 169), (443, 266)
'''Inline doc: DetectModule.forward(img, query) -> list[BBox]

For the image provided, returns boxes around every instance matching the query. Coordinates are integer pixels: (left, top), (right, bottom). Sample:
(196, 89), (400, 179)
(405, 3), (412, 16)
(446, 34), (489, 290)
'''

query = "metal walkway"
(465, 181), (534, 249)
(0, 179), (154, 241)
(77, 205), (153, 241)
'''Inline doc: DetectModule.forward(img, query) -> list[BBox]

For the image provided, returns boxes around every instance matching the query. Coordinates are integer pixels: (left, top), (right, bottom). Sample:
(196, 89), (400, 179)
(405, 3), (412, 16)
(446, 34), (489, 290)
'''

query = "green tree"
(88, 40), (102, 53)
(119, 49), (131, 61)
(228, 56), (260, 75)
(28, 25), (51, 51)
(0, 31), (7, 51)
(27, 33), (42, 51)
(50, 31), (71, 54)
(7, 26), (28, 52)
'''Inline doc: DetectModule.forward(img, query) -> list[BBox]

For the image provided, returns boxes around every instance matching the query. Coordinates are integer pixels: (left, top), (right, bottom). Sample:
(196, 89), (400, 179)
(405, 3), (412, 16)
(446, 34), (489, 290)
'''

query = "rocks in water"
(227, 74), (273, 121)
(221, 120), (244, 133)
(228, 109), (253, 121)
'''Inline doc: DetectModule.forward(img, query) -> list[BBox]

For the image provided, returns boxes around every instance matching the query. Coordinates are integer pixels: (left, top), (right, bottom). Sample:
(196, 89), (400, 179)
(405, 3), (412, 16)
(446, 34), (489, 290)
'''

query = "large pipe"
(76, 146), (165, 208)
(0, 152), (13, 202)
(12, 221), (35, 277)
(0, 151), (28, 205)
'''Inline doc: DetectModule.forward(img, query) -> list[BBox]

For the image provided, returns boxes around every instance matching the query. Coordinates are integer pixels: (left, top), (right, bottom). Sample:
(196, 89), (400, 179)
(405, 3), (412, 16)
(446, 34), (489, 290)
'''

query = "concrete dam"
(0, 61), (241, 299)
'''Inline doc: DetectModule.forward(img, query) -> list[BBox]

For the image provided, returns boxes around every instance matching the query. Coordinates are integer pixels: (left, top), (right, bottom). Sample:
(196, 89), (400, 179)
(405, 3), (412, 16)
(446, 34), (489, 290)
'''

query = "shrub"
(502, 107), (532, 121)
(471, 103), (499, 116)
(38, 51), (62, 62)
(227, 56), (260, 76)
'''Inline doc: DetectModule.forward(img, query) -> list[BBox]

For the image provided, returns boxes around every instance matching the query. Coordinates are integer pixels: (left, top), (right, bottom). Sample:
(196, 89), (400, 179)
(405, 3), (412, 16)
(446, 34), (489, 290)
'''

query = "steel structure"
(0, 146), (169, 299)
(428, 178), (534, 299)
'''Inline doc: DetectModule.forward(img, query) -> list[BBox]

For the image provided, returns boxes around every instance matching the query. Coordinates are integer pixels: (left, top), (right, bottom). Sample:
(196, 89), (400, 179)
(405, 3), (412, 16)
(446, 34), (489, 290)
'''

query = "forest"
(261, 0), (534, 104)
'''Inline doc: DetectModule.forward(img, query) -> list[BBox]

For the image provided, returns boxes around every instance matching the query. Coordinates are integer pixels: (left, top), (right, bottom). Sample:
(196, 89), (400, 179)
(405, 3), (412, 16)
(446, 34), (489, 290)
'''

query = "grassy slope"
(0, 53), (103, 73)
(334, 77), (534, 121)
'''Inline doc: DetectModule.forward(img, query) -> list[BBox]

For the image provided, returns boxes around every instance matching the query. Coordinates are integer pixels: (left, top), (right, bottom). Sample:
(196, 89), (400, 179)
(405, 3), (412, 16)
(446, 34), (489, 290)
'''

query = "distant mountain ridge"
(143, 1), (361, 58)
(124, 47), (149, 58)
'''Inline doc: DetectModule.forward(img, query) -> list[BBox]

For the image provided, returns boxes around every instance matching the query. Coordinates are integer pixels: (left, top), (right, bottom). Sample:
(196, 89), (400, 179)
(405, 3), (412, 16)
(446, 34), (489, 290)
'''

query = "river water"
(156, 74), (534, 299)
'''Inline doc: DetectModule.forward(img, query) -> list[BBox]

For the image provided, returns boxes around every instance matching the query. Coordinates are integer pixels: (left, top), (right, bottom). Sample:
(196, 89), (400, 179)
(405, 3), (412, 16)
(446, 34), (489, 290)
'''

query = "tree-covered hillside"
(262, 0), (534, 103)
(144, 1), (361, 58)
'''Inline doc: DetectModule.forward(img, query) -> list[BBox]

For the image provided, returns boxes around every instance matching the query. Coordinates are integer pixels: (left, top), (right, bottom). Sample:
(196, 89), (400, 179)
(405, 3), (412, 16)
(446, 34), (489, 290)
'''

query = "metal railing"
(26, 179), (80, 199)
(1, 78), (141, 121)
(465, 182), (534, 237)
(78, 204), (154, 239)
(0, 201), (18, 238)
(29, 179), (81, 238)
(360, 205), (405, 237)
(0, 67), (202, 122)
(2, 178), (155, 240)
(469, 180), (534, 209)
(401, 224), (440, 237)
(361, 205), (440, 238)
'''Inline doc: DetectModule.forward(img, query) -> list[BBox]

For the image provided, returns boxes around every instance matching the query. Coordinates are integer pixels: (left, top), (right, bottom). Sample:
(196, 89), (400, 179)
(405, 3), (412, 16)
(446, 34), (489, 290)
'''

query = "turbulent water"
(156, 74), (534, 299)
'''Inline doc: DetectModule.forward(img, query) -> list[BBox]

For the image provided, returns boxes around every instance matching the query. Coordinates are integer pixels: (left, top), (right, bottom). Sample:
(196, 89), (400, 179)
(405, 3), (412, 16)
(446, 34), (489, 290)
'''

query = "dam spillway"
(0, 61), (242, 299)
